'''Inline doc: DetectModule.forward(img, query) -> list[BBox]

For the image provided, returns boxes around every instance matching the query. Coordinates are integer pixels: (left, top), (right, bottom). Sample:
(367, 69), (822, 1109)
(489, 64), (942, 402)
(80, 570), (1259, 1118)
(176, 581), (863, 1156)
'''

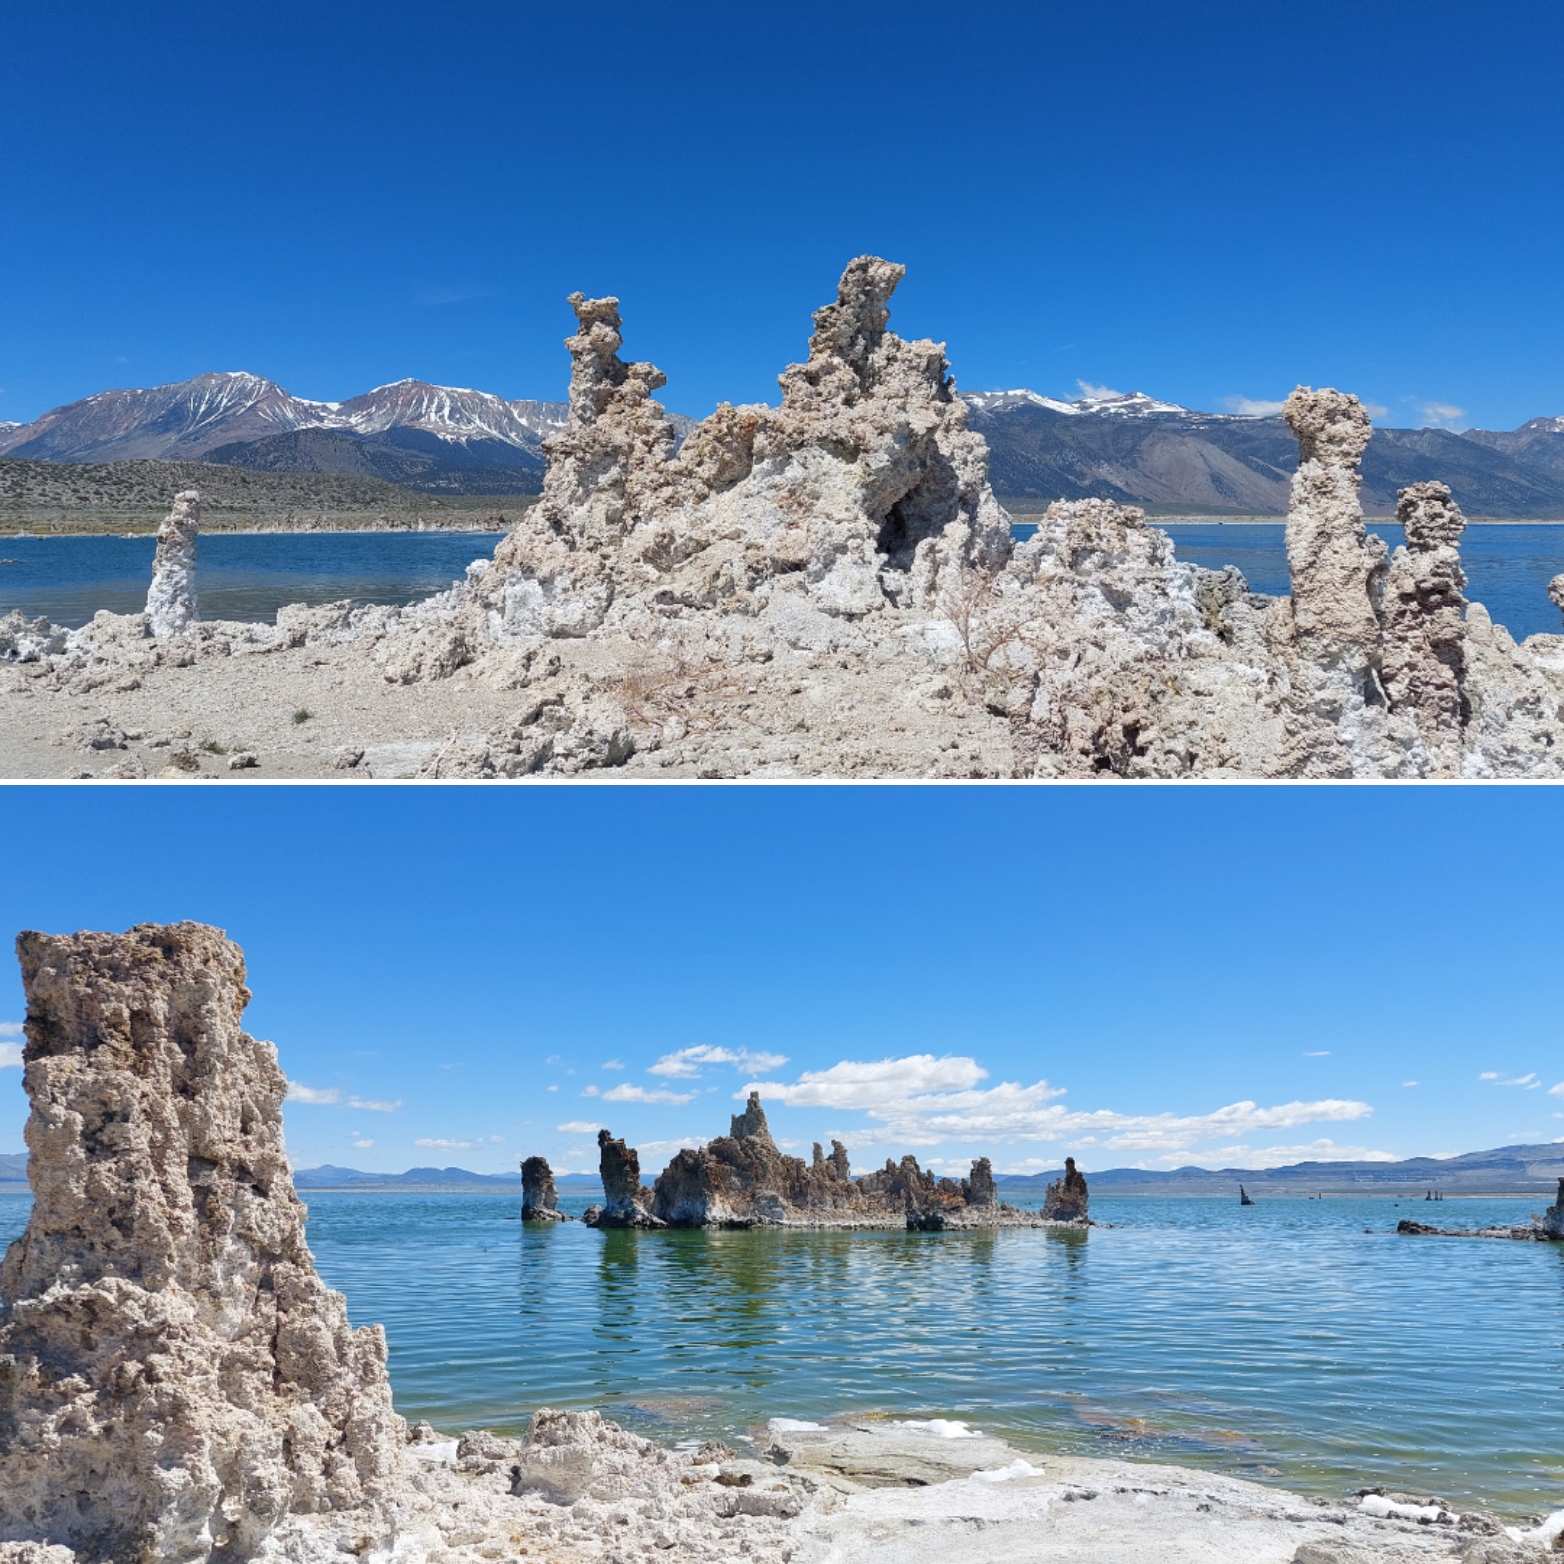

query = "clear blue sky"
(1, 787), (1559, 1178)
(3, 2), (1562, 432)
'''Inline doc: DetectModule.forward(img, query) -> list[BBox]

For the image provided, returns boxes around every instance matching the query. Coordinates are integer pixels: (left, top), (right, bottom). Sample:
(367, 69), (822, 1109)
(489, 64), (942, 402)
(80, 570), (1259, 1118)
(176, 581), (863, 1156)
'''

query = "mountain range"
(4, 1144), (1558, 1196)
(5, 372), (1564, 517)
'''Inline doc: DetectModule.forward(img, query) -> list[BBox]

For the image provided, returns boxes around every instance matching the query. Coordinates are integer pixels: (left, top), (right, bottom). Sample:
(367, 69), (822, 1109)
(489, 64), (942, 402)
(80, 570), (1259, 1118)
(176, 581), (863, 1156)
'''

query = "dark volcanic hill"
(967, 390), (1564, 518)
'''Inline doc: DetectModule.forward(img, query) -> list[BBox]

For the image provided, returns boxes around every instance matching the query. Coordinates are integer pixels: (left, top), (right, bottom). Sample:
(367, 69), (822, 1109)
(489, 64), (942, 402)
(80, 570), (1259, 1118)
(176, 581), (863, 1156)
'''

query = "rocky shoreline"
(0, 920), (1559, 1564)
(6, 255), (1564, 779)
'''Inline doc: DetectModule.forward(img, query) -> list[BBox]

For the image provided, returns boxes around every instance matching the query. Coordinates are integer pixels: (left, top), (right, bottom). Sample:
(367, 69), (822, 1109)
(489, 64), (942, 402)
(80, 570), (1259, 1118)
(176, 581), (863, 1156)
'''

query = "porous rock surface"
(145, 490), (202, 638)
(7, 258), (1564, 778)
(1041, 1156), (1090, 1223)
(586, 1094), (1062, 1230)
(519, 1155), (567, 1221)
(0, 922), (405, 1564)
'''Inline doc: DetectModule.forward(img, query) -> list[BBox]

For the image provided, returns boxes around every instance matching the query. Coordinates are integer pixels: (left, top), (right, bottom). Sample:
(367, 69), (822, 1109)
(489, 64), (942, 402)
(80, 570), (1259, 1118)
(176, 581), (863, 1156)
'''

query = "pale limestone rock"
(0, 922), (404, 1564)
(146, 489), (201, 637)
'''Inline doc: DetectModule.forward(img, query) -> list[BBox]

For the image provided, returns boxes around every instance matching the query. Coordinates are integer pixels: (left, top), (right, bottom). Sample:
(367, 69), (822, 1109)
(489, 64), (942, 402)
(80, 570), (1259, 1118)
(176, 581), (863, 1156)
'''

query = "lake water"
(3, 524), (1562, 640)
(4, 1191), (1559, 1517)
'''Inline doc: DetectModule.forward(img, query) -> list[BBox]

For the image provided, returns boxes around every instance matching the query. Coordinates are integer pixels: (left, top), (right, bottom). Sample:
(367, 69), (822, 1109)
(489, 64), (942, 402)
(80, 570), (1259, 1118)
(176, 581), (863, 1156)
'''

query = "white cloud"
(0, 1043), (22, 1069)
(602, 1059), (625, 1071)
(744, 1053), (1373, 1154)
(746, 1054), (989, 1109)
(352, 1137), (374, 1148)
(489, 1135), (503, 1143)
(286, 1081), (341, 1105)
(650, 1045), (789, 1079)
(1303, 1050), (1330, 1057)
(1403, 1080), (1419, 1088)
(0, 1021), (23, 1037)
(546, 1085), (558, 1092)
(1547, 1081), (1564, 1098)
(603, 1083), (699, 1105)
(1362, 402), (1389, 420)
(1076, 380), (1123, 402)
(348, 1096), (401, 1113)
(1481, 1071), (1540, 1088)
(637, 1136), (709, 1157)
(557, 1120), (602, 1133)
(1416, 400), (1466, 429)
(1191, 1139), (1396, 1168)
(1223, 396), (1286, 417)
(415, 1138), (472, 1150)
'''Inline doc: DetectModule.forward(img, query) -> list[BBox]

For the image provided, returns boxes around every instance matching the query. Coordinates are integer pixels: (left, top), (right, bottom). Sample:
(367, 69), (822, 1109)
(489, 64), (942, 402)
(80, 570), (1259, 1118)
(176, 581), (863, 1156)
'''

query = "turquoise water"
(0, 532), (504, 627)
(4, 524), (1562, 640)
(5, 1192), (1557, 1514)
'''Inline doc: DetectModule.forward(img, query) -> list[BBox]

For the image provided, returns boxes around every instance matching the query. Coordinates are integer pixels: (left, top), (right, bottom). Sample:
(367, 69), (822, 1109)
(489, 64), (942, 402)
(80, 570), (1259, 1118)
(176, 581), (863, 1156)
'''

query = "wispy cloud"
(0, 1043), (21, 1070)
(1303, 1050), (1330, 1057)
(1189, 1138), (1396, 1168)
(1481, 1071), (1540, 1089)
(638, 1136), (709, 1157)
(1223, 396), (1286, 417)
(602, 1059), (625, 1071)
(650, 1044), (790, 1079)
(603, 1083), (699, 1105)
(557, 1120), (602, 1133)
(0, 1021), (23, 1037)
(1362, 402), (1390, 420)
(352, 1137), (374, 1149)
(285, 1081), (399, 1110)
(286, 1081), (341, 1105)
(410, 282), (492, 307)
(1076, 380), (1123, 402)
(743, 1053), (1373, 1158)
(1403, 1080), (1419, 1088)
(415, 1137), (472, 1150)
(1415, 400), (1466, 430)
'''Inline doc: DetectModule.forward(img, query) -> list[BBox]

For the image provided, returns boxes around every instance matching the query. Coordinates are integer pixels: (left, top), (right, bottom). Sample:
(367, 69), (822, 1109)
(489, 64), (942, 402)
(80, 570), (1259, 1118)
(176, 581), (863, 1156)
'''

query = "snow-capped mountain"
(963, 388), (1194, 418)
(0, 371), (568, 465)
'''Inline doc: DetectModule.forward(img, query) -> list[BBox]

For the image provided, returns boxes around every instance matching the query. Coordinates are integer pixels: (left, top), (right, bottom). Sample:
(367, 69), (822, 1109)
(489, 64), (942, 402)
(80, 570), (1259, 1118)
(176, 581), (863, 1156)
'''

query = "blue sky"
(3, 2), (1562, 432)
(1, 787), (1560, 1178)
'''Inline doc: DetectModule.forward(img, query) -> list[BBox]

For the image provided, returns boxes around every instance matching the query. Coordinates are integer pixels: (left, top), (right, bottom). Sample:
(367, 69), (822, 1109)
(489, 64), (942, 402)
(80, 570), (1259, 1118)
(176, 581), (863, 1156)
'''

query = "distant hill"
(968, 391), (1564, 519)
(996, 1141), (1564, 1197)
(0, 1152), (27, 1186)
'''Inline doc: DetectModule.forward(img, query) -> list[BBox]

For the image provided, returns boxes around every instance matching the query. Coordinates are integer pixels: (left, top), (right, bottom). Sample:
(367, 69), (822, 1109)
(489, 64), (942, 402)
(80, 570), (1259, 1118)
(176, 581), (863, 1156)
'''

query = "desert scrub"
(292, 708), (312, 725)
(199, 739), (228, 755)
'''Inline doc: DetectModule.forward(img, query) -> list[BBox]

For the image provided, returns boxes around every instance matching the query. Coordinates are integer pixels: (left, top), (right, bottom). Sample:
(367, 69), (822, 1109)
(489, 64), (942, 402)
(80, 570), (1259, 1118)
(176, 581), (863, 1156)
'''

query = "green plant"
(292, 708), (312, 725)
(199, 739), (228, 755)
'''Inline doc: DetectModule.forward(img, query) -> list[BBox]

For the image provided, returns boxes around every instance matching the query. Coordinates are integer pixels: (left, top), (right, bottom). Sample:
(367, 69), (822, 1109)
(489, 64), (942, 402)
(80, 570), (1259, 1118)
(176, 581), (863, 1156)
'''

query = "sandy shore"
(387, 1414), (1552, 1564)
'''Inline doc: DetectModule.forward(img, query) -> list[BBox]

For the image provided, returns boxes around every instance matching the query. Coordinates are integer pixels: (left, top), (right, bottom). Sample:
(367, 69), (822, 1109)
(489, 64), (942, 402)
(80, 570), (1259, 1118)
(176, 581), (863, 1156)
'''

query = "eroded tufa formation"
(574, 1094), (1067, 1230)
(1041, 1157), (1089, 1224)
(520, 1155), (568, 1221)
(0, 922), (404, 1564)
(145, 489), (201, 638)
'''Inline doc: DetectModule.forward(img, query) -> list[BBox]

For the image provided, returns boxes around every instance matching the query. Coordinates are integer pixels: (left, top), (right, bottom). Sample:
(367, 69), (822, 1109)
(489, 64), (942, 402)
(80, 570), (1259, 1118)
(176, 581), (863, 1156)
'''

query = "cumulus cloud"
(637, 1136), (709, 1157)
(650, 1045), (789, 1078)
(286, 1081), (341, 1105)
(1223, 396), (1286, 417)
(0, 1022), (23, 1037)
(1076, 380), (1123, 402)
(743, 1053), (1373, 1154)
(352, 1137), (374, 1149)
(415, 1138), (472, 1150)
(603, 1083), (699, 1105)
(1416, 401), (1466, 430)
(1481, 1071), (1540, 1088)
(1193, 1139), (1396, 1167)
(557, 1120), (603, 1134)
(0, 1043), (22, 1070)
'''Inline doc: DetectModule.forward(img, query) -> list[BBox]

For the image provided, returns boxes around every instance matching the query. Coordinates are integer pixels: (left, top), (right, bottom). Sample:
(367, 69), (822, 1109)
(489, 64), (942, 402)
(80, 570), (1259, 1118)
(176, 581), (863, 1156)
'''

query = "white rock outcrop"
(145, 489), (201, 637)
(0, 922), (405, 1564)
(11, 257), (1564, 779)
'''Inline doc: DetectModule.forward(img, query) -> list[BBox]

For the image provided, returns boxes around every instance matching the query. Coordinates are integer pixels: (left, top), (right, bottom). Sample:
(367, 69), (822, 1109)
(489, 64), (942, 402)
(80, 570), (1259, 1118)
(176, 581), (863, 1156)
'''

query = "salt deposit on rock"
(145, 489), (201, 637)
(0, 922), (405, 1564)
(8, 258), (1564, 778)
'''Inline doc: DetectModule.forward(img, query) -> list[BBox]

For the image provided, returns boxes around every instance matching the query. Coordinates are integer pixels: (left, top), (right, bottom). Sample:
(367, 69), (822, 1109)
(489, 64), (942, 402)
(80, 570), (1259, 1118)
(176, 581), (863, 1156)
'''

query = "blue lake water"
(0, 532), (505, 628)
(3, 524), (1562, 640)
(4, 1190), (1560, 1516)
